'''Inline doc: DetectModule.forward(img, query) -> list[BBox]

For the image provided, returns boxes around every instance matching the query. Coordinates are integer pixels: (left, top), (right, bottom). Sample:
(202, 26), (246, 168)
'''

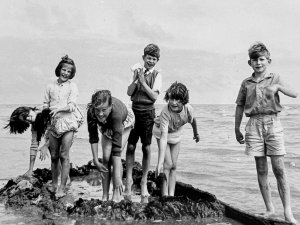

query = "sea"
(0, 104), (299, 224)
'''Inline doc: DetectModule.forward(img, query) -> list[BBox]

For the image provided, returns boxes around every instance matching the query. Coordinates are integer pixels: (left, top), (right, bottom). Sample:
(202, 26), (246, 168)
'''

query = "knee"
(257, 167), (268, 176)
(142, 144), (150, 154)
(127, 144), (136, 153)
(60, 149), (70, 162)
(272, 166), (285, 179)
(164, 162), (176, 171)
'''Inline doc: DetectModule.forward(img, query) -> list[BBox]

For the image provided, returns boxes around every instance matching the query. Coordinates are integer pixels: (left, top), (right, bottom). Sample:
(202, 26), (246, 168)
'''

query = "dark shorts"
(128, 109), (155, 145)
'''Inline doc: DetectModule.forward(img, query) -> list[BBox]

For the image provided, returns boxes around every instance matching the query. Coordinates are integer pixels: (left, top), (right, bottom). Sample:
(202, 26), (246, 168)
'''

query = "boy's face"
(248, 56), (271, 75)
(142, 54), (158, 70)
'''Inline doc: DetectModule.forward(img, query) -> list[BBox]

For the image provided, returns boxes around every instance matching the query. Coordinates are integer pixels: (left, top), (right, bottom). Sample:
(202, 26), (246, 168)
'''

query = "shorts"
(245, 114), (286, 157)
(153, 125), (182, 144)
(128, 108), (155, 145)
(100, 107), (135, 139)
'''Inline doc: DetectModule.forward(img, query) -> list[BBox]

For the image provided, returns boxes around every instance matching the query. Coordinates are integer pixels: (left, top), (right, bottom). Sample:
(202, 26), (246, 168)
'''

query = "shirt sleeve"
(235, 81), (246, 106)
(43, 83), (51, 108)
(87, 109), (99, 144)
(152, 72), (162, 94)
(111, 113), (124, 156)
(68, 82), (79, 111)
(160, 106), (170, 133)
(186, 104), (194, 123)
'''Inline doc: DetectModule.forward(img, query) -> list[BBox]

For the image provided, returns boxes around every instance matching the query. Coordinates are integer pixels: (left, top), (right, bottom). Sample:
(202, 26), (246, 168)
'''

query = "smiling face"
(168, 98), (184, 113)
(94, 100), (112, 123)
(248, 56), (271, 75)
(142, 54), (158, 70)
(58, 63), (73, 83)
(25, 109), (37, 123)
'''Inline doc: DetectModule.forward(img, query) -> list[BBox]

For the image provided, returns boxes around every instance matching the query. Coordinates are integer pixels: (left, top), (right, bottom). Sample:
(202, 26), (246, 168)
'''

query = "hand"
(154, 116), (160, 127)
(137, 69), (146, 84)
(50, 108), (60, 117)
(94, 160), (109, 173)
(23, 169), (33, 177)
(155, 165), (163, 178)
(39, 145), (49, 161)
(235, 129), (245, 144)
(133, 69), (140, 81)
(193, 134), (200, 143)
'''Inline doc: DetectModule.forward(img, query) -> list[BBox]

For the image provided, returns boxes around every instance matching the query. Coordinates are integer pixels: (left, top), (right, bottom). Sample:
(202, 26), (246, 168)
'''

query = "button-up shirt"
(235, 73), (283, 117)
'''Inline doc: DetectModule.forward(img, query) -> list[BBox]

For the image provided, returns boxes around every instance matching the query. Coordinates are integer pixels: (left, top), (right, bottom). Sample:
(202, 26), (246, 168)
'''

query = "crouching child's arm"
(156, 131), (168, 176)
(191, 118), (200, 142)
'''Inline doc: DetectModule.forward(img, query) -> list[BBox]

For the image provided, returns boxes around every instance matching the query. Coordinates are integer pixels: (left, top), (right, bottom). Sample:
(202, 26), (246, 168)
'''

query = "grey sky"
(1, 0), (300, 104)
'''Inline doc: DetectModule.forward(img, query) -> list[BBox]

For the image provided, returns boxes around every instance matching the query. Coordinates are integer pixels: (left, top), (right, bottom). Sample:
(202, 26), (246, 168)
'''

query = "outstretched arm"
(156, 131), (168, 175)
(235, 105), (245, 144)
(266, 81), (298, 98)
(191, 118), (200, 142)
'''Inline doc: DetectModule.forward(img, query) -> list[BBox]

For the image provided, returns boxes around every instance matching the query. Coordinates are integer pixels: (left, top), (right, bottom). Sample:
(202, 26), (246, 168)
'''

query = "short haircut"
(164, 82), (189, 105)
(55, 55), (76, 79)
(248, 42), (270, 60)
(144, 43), (160, 59)
(4, 107), (51, 142)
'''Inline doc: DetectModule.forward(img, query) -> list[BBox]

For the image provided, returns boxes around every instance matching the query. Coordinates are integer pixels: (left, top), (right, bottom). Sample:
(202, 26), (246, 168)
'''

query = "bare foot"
(102, 195), (109, 201)
(23, 170), (33, 177)
(47, 184), (58, 194)
(140, 180), (149, 197)
(112, 185), (123, 203)
(285, 209), (298, 224)
(124, 179), (133, 198)
(55, 189), (66, 199)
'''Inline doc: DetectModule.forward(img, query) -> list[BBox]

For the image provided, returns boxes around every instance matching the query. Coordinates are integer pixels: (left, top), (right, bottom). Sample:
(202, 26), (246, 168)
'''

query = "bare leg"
(56, 131), (74, 198)
(141, 143), (151, 198)
(49, 133), (60, 193)
(125, 143), (135, 198)
(162, 144), (171, 196)
(168, 142), (180, 196)
(101, 134), (112, 201)
(255, 156), (275, 216)
(112, 155), (123, 202)
(271, 156), (297, 224)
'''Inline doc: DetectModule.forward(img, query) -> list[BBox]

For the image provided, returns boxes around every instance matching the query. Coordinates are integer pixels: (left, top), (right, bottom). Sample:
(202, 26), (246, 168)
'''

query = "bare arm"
(90, 143), (108, 173)
(156, 131), (168, 174)
(235, 105), (245, 144)
(191, 118), (200, 142)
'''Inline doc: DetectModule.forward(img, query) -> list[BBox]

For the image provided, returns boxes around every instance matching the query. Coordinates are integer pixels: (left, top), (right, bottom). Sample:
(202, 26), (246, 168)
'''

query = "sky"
(1, 0), (300, 104)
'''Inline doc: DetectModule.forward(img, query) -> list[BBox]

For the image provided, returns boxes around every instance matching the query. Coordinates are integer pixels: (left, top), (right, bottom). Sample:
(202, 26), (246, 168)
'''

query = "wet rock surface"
(0, 160), (224, 223)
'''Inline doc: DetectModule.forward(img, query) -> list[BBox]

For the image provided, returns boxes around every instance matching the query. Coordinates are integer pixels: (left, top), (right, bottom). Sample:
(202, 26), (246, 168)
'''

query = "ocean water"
(0, 104), (299, 224)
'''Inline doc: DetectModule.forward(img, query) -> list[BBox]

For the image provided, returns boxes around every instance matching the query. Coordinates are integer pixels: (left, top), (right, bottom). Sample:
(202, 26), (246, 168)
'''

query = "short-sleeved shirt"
(160, 103), (194, 134)
(87, 97), (128, 154)
(235, 73), (283, 117)
(43, 80), (79, 111)
(129, 63), (162, 94)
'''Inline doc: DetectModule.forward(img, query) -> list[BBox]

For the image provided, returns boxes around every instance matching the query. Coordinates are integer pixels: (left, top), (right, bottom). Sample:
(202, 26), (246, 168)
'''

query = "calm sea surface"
(0, 104), (299, 224)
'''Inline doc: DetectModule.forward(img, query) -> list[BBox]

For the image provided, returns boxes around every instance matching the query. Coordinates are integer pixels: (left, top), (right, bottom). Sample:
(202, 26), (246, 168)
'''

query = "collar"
(246, 72), (273, 82)
(55, 79), (70, 86)
(143, 67), (155, 74)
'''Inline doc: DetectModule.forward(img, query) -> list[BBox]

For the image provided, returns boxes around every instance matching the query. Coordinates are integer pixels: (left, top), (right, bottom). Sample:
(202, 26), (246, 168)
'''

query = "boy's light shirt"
(129, 62), (162, 94)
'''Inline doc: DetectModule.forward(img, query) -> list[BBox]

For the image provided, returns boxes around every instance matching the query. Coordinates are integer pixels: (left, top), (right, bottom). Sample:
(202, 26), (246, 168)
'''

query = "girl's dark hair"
(4, 107), (51, 142)
(87, 90), (112, 121)
(33, 108), (51, 142)
(55, 55), (76, 79)
(4, 106), (33, 134)
(164, 82), (189, 105)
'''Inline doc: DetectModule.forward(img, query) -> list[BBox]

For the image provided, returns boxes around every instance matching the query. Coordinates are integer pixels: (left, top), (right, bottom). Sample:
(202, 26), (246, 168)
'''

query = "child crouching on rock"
(153, 82), (200, 196)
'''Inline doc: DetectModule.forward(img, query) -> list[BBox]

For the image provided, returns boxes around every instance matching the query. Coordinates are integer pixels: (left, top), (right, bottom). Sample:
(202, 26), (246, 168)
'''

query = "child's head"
(248, 42), (270, 60)
(5, 106), (34, 134)
(4, 107), (51, 141)
(164, 82), (189, 111)
(55, 55), (76, 79)
(142, 44), (160, 70)
(87, 90), (112, 123)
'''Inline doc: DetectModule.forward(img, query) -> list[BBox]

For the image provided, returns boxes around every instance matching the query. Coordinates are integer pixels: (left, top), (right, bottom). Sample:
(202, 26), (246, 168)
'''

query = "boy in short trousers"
(235, 42), (297, 224)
